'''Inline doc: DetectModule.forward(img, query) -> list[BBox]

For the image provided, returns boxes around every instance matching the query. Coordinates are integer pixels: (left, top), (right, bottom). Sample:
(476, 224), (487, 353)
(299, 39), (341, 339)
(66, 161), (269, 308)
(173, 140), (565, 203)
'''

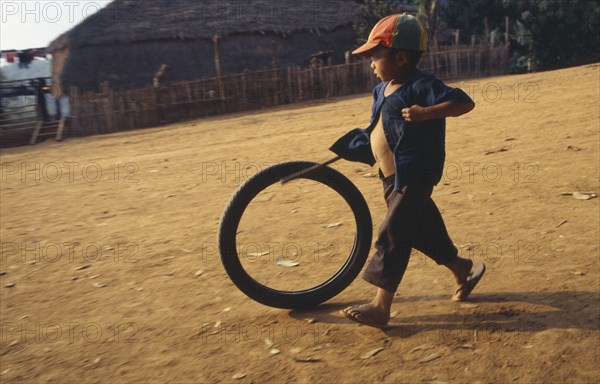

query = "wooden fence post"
(484, 17), (490, 76)
(273, 68), (279, 105)
(241, 72), (248, 107)
(286, 66), (293, 104)
(505, 16), (510, 45)
(70, 87), (80, 136)
(100, 82), (113, 133)
(213, 35), (225, 111)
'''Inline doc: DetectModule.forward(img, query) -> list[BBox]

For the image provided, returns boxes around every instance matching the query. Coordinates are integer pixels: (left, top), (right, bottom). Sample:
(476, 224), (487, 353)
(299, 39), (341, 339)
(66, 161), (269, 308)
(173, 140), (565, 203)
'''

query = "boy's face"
(369, 46), (410, 82)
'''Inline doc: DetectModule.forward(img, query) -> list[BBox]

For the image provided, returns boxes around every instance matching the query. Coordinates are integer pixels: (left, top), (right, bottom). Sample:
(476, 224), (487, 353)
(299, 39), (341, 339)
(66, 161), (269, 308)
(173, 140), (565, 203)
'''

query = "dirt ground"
(1, 63), (598, 384)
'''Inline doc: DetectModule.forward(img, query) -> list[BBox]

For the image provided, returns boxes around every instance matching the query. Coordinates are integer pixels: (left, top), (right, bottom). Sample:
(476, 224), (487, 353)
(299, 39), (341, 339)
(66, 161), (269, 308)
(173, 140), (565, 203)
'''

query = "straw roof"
(49, 0), (363, 51)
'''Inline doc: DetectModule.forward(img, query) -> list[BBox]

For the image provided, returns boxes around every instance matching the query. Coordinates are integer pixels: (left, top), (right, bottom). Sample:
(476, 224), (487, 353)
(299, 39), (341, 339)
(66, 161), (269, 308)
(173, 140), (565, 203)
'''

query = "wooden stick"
(29, 120), (42, 145)
(280, 156), (341, 184)
(56, 117), (66, 141)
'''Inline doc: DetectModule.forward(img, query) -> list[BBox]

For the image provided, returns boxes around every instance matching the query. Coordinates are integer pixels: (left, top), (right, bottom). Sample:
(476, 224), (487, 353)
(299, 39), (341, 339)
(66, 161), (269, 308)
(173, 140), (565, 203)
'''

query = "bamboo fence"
(8, 43), (510, 141)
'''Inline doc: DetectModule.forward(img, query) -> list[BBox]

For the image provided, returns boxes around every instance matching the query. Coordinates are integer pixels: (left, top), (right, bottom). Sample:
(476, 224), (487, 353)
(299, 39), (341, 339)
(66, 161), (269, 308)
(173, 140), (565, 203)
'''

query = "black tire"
(218, 161), (372, 309)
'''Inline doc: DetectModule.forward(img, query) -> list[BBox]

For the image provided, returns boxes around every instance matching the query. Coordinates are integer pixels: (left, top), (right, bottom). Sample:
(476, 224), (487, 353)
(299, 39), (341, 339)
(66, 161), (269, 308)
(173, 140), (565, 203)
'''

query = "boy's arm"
(402, 101), (474, 122)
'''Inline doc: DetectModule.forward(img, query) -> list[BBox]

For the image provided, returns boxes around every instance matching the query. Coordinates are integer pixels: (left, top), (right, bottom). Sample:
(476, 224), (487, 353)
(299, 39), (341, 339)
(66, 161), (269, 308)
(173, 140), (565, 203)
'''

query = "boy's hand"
(402, 105), (429, 122)
(402, 101), (475, 122)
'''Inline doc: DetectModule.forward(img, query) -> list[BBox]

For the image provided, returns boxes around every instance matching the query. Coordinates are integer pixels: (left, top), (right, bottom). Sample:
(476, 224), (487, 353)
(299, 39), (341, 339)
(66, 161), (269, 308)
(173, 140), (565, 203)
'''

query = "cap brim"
(352, 42), (380, 56)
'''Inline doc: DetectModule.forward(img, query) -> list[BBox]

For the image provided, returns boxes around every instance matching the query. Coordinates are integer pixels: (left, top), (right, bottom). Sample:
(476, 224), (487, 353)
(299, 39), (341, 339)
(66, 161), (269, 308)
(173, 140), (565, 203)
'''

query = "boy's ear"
(395, 51), (409, 67)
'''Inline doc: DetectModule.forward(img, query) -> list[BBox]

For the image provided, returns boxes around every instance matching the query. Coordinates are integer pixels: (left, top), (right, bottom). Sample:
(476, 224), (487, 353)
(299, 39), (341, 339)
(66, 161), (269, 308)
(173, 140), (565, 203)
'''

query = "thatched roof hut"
(48, 0), (363, 93)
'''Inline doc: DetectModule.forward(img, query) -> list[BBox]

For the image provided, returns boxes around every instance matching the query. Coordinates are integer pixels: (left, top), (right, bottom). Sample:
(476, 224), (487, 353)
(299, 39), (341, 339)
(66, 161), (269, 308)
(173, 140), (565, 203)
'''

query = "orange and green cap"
(352, 13), (428, 56)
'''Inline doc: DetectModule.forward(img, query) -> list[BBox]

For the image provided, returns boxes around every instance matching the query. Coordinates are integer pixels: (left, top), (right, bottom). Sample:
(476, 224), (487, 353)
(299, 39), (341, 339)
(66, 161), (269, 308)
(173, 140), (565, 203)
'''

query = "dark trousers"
(361, 171), (458, 292)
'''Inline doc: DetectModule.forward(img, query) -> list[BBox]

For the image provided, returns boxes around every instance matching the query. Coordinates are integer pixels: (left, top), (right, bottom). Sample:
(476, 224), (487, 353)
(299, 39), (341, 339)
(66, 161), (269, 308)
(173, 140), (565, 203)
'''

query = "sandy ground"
(0, 63), (599, 384)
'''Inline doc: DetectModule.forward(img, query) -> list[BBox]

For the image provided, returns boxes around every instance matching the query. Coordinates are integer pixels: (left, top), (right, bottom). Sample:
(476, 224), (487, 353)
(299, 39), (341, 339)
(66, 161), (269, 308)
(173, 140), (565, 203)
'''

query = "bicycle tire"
(218, 161), (372, 309)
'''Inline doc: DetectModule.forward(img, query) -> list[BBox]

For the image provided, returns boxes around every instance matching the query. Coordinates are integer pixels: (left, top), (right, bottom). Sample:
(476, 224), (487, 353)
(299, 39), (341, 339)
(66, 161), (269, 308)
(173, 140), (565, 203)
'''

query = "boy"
(330, 14), (485, 328)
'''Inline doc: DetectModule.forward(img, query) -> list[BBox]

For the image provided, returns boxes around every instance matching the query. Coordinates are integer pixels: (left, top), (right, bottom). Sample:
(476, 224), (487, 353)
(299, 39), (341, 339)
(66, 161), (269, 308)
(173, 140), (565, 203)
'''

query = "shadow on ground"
(288, 291), (599, 338)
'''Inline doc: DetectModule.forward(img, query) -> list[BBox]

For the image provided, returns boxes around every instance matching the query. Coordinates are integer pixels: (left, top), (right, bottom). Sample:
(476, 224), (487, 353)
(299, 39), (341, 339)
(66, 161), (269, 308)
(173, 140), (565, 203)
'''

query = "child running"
(329, 13), (486, 328)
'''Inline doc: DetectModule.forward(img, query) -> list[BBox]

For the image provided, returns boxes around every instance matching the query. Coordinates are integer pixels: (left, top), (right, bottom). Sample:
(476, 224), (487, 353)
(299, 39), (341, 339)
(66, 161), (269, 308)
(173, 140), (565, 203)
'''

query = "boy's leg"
(342, 174), (434, 327)
(411, 197), (459, 265)
(361, 177), (434, 293)
(412, 197), (486, 299)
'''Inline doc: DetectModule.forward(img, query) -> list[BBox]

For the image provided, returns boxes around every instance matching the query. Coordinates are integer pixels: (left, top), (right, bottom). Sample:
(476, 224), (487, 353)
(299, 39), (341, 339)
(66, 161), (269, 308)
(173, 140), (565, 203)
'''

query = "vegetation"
(354, 0), (600, 72)
(352, 0), (407, 45)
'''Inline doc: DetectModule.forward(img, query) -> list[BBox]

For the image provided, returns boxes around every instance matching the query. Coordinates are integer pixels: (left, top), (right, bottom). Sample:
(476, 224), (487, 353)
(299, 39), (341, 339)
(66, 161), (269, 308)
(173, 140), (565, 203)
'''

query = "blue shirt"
(329, 69), (473, 192)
